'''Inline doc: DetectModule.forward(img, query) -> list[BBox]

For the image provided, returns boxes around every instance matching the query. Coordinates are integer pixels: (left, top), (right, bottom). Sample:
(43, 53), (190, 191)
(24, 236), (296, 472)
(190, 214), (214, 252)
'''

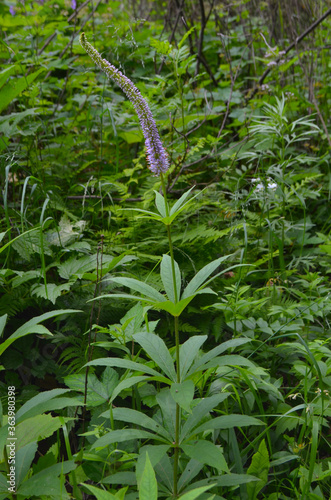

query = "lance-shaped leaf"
(100, 408), (172, 441)
(139, 452), (158, 500)
(110, 277), (166, 302)
(160, 254), (181, 303)
(91, 429), (167, 450)
(110, 375), (170, 403)
(0, 308), (81, 357)
(154, 191), (167, 218)
(179, 335), (207, 381)
(84, 357), (161, 377)
(170, 380), (195, 413)
(134, 332), (177, 381)
(170, 186), (195, 216)
(187, 338), (251, 377)
(189, 414), (265, 438)
(182, 440), (229, 473)
(180, 393), (230, 442)
(181, 255), (231, 300)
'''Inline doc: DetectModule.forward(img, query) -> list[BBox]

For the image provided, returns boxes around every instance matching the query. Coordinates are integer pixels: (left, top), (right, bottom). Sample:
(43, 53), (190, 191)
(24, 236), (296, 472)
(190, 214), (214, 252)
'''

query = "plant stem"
(173, 315), (180, 498)
(160, 173), (180, 498)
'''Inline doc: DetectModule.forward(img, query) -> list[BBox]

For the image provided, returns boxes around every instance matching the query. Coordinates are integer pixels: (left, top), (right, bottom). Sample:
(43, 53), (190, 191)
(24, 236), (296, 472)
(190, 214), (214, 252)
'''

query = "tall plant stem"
(173, 315), (180, 498)
(160, 173), (180, 498)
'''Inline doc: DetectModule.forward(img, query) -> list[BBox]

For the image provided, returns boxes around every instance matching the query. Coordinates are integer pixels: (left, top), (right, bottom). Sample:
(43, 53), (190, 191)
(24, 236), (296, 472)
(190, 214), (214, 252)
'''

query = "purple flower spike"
(9, 5), (15, 15)
(71, 0), (77, 10)
(80, 33), (169, 175)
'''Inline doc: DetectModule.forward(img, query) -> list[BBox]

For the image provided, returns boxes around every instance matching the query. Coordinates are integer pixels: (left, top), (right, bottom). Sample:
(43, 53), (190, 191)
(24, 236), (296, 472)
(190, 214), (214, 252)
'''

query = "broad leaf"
(16, 414), (72, 449)
(170, 380), (195, 413)
(182, 440), (229, 472)
(64, 370), (118, 406)
(0, 68), (45, 113)
(134, 332), (177, 381)
(160, 254), (181, 303)
(16, 460), (75, 498)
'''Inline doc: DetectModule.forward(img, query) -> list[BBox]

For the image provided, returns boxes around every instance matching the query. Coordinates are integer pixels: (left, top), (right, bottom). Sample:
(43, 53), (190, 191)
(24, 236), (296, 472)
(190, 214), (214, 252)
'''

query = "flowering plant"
(80, 33), (169, 175)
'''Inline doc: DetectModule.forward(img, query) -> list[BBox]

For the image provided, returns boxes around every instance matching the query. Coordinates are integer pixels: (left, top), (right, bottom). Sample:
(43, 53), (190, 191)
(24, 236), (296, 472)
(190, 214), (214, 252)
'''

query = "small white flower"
(267, 61), (277, 67)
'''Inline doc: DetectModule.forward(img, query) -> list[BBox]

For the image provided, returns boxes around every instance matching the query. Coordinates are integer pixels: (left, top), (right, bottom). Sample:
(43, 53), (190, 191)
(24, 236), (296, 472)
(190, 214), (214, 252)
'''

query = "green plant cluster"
(1, 1), (331, 499)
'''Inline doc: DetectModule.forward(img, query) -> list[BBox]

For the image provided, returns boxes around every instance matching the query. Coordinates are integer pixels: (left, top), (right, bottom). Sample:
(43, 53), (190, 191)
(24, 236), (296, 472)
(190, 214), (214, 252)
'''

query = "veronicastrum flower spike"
(80, 33), (169, 175)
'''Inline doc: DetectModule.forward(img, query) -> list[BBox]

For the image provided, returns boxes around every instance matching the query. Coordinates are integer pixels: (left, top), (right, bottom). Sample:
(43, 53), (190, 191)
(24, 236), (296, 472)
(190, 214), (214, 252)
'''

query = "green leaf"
(16, 460), (75, 498)
(192, 415), (266, 436)
(134, 332), (177, 381)
(170, 380), (195, 413)
(0, 226), (39, 255)
(85, 357), (161, 377)
(110, 277), (166, 302)
(0, 68), (45, 113)
(102, 471), (137, 485)
(16, 414), (72, 449)
(153, 296), (194, 317)
(136, 445), (170, 486)
(102, 408), (172, 441)
(81, 484), (118, 499)
(160, 254), (181, 302)
(110, 375), (151, 402)
(154, 191), (167, 218)
(0, 65), (18, 90)
(17, 396), (82, 422)
(182, 441), (229, 472)
(187, 338), (251, 376)
(247, 439), (269, 500)
(64, 371), (118, 406)
(170, 187), (195, 216)
(139, 452), (157, 500)
(178, 460), (204, 491)
(16, 388), (72, 422)
(181, 255), (231, 300)
(178, 485), (215, 500)
(31, 283), (71, 304)
(0, 315), (7, 338)
(0, 309), (81, 356)
(180, 393), (230, 442)
(92, 429), (163, 450)
(180, 335), (207, 380)
(156, 389), (177, 440)
(15, 441), (38, 488)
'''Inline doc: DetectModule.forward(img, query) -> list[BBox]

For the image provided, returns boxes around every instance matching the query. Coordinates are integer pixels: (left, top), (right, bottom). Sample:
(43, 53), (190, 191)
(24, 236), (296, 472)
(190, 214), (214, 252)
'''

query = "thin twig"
(248, 6), (331, 101)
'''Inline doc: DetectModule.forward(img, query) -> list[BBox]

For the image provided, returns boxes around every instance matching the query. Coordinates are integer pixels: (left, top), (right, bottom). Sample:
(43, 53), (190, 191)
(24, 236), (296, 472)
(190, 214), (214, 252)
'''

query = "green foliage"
(1, 0), (331, 499)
